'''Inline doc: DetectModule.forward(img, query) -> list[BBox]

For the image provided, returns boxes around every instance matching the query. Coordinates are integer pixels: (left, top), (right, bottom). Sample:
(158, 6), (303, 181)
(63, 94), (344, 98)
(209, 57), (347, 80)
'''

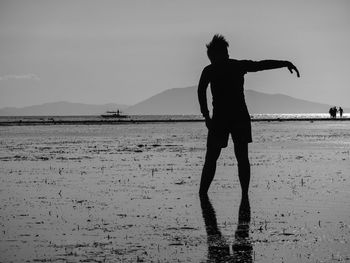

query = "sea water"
(0, 113), (349, 123)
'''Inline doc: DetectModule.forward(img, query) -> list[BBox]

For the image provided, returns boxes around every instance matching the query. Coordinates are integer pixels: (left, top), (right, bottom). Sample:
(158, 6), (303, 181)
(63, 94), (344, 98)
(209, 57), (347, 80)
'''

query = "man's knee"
(234, 142), (249, 164)
(205, 146), (221, 162)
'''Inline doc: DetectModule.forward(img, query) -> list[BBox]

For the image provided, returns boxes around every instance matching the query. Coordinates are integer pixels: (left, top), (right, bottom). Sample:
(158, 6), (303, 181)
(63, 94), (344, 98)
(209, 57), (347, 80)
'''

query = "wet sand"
(0, 121), (349, 262)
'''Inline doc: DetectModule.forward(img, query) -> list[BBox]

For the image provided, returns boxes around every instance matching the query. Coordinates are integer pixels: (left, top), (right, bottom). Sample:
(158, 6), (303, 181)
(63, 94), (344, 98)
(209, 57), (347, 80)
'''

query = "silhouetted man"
(198, 35), (300, 196)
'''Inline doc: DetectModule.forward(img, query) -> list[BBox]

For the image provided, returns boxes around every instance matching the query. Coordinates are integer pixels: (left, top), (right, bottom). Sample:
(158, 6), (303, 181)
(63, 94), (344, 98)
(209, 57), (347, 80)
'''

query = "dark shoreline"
(1, 118), (350, 126)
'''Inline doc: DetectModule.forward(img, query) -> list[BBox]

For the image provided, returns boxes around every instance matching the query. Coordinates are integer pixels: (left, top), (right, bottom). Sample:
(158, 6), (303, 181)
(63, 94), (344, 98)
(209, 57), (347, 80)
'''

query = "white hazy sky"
(1, 0), (350, 108)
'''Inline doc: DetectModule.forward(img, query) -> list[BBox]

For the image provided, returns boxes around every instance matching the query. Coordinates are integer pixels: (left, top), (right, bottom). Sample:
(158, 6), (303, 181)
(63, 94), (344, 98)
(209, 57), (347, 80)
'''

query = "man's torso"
(205, 59), (250, 122)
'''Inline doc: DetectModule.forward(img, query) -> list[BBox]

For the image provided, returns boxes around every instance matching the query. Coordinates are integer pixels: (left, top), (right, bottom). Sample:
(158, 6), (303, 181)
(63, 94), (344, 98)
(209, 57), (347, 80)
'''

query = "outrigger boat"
(101, 110), (128, 118)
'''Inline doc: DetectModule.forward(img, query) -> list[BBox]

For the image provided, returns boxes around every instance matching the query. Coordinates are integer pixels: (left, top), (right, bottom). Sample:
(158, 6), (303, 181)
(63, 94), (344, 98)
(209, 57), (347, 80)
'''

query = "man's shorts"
(207, 119), (252, 148)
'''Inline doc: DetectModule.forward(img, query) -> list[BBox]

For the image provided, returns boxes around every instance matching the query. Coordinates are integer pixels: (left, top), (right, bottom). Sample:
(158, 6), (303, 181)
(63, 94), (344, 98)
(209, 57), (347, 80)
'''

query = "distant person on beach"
(329, 107), (335, 118)
(339, 107), (343, 118)
(329, 106), (337, 118)
(198, 34), (300, 196)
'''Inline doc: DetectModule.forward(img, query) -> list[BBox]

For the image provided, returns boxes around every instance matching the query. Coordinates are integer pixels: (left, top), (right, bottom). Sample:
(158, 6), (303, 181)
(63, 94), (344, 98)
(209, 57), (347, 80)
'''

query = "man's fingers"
(293, 66), (300, 78)
(288, 66), (300, 78)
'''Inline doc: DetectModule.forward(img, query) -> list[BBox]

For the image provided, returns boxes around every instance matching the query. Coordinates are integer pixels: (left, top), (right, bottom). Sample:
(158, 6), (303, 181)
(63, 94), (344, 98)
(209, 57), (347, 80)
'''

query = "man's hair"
(206, 34), (229, 62)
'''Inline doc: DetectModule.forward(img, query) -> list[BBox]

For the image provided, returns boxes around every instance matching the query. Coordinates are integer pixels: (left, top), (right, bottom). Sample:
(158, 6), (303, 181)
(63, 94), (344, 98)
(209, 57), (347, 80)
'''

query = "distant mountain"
(125, 86), (349, 114)
(0, 101), (129, 116)
(1, 88), (348, 116)
(244, 89), (349, 114)
(126, 86), (201, 115)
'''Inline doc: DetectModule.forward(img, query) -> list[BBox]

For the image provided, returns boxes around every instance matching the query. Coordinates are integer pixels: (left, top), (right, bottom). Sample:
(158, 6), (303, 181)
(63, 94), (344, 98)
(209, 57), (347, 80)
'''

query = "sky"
(1, 0), (350, 108)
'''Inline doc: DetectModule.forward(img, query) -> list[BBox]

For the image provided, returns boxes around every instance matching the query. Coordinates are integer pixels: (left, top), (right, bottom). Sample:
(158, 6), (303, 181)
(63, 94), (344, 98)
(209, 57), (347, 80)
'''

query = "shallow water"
(1, 113), (350, 124)
(0, 121), (349, 262)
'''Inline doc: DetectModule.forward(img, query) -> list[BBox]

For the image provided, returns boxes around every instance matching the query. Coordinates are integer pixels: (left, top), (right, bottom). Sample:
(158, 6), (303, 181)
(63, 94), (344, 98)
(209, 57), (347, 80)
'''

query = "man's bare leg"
(199, 145), (222, 195)
(234, 142), (250, 197)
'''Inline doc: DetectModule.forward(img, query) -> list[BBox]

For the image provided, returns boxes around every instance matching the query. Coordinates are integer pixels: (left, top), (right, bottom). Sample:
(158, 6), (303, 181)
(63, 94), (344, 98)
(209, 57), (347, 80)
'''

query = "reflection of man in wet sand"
(200, 194), (252, 262)
(198, 35), (300, 196)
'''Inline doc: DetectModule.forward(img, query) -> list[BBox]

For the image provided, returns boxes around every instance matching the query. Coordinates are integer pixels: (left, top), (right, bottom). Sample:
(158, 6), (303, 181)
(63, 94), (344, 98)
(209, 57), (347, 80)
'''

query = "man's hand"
(287, 62), (300, 78)
(205, 116), (212, 130)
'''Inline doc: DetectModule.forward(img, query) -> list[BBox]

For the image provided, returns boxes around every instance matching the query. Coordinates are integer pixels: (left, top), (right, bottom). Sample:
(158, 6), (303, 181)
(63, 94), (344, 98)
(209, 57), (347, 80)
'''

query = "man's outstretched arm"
(245, 60), (300, 77)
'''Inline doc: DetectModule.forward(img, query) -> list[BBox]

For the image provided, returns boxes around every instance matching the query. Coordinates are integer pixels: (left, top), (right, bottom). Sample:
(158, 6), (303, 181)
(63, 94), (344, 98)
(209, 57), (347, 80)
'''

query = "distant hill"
(1, 87), (348, 116)
(244, 89), (349, 114)
(0, 101), (129, 116)
(125, 86), (349, 114)
(126, 86), (201, 115)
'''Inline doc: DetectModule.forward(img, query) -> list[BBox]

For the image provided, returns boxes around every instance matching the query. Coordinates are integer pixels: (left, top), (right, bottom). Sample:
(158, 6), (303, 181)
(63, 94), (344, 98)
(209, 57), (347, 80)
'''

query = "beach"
(0, 121), (349, 262)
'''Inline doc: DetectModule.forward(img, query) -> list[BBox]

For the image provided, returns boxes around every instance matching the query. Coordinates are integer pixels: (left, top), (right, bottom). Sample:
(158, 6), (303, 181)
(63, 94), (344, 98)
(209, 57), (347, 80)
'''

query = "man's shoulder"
(229, 58), (239, 63)
(201, 64), (213, 76)
(203, 60), (240, 69)
(229, 58), (253, 64)
(229, 59), (257, 73)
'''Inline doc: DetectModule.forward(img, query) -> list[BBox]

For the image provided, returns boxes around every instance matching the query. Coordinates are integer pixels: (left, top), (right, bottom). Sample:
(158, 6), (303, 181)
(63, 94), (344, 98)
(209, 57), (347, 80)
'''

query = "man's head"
(206, 34), (229, 63)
